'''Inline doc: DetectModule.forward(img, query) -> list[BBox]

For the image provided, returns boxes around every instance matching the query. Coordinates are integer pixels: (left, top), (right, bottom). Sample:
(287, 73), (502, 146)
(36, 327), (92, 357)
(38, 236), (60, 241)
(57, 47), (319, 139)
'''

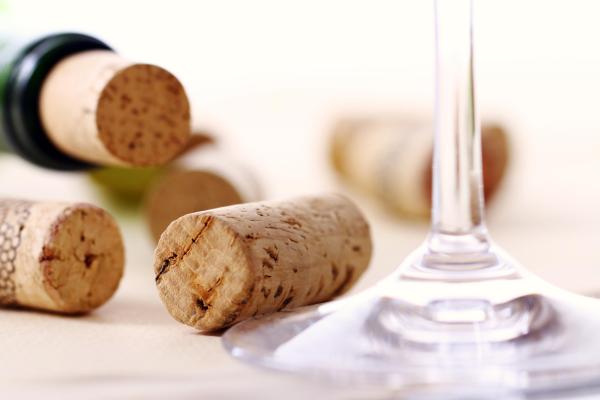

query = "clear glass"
(223, 1), (600, 397)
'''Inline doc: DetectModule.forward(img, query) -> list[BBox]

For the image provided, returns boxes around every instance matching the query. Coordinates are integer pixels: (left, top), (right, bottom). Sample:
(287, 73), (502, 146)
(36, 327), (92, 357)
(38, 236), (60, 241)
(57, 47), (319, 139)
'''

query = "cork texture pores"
(0, 200), (125, 313)
(0, 200), (30, 304)
(154, 194), (372, 332)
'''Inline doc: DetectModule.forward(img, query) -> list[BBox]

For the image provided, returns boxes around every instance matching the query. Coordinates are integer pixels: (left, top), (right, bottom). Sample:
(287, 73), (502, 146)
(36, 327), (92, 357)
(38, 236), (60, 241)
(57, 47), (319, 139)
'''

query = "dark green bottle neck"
(0, 32), (112, 170)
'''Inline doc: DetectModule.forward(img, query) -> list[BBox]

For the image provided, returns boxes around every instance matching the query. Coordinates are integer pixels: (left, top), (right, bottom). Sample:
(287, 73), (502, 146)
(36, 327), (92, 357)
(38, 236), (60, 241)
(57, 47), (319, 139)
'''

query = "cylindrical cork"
(154, 194), (372, 332)
(87, 132), (217, 209)
(0, 199), (124, 313)
(145, 142), (261, 241)
(330, 115), (510, 218)
(39, 50), (191, 167)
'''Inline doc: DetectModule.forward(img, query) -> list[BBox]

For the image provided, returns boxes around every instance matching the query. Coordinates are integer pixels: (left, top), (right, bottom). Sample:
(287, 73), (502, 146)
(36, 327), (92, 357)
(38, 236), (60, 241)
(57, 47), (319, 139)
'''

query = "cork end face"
(96, 64), (191, 166)
(40, 204), (125, 313)
(154, 213), (253, 331)
(145, 170), (243, 242)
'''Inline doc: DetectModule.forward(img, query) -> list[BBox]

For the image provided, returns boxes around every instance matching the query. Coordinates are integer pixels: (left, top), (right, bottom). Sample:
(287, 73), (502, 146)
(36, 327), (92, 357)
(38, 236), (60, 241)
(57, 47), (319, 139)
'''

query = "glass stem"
(428, 0), (490, 256)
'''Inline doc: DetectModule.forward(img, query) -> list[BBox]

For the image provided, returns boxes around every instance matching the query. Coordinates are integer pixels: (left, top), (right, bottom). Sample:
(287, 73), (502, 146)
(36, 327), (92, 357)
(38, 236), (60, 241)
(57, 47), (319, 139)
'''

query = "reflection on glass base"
(223, 246), (600, 398)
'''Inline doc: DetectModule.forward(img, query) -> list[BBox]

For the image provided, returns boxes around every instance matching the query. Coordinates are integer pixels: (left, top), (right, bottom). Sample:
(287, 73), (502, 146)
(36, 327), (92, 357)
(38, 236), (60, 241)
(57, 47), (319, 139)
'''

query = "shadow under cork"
(0, 297), (176, 326)
(0, 305), (83, 320)
(195, 327), (227, 337)
(83, 297), (177, 326)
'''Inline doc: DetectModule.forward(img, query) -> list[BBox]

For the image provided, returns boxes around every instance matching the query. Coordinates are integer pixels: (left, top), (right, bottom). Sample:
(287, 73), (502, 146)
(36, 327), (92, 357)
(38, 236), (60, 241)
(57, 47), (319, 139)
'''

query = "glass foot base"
(223, 247), (600, 398)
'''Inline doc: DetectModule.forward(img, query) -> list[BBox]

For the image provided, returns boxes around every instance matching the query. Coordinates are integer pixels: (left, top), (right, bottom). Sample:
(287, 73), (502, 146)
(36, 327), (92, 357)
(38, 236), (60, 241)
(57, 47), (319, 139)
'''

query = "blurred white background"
(0, 0), (599, 286)
(1, 0), (600, 396)
(2, 1), (599, 199)
(3, 0), (598, 289)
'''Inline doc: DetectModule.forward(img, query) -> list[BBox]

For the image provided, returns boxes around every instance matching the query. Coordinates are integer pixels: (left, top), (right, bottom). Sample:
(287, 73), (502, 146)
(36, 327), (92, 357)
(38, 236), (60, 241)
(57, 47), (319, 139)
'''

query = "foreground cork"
(154, 194), (372, 331)
(330, 115), (510, 218)
(40, 50), (191, 166)
(0, 199), (124, 313)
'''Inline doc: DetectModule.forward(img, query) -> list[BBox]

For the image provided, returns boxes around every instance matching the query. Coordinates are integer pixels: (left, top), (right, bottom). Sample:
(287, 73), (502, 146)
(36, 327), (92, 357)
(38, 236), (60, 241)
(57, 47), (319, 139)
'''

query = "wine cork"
(330, 115), (510, 218)
(39, 50), (191, 167)
(154, 194), (372, 332)
(145, 143), (261, 241)
(0, 199), (124, 313)
(87, 132), (217, 210)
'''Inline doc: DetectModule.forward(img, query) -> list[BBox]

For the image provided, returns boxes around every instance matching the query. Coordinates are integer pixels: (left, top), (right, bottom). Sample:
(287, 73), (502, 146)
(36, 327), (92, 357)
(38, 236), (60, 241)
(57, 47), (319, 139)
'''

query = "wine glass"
(223, 0), (600, 397)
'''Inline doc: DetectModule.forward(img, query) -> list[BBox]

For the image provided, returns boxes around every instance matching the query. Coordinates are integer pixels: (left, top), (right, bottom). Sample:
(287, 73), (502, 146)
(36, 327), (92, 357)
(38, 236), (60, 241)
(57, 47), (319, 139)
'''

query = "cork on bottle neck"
(39, 50), (191, 167)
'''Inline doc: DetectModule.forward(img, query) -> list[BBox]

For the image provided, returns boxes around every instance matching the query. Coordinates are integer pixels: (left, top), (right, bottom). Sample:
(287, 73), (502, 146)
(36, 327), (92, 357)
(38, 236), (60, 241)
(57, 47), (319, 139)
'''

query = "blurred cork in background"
(89, 132), (261, 241)
(330, 114), (510, 218)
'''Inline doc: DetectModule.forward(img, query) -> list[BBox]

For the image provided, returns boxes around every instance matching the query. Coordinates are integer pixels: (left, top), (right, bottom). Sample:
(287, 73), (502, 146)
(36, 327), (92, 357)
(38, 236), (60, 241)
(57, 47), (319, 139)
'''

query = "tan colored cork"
(39, 50), (191, 167)
(330, 115), (510, 218)
(154, 194), (372, 332)
(145, 170), (244, 242)
(0, 200), (124, 314)
(145, 143), (260, 242)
